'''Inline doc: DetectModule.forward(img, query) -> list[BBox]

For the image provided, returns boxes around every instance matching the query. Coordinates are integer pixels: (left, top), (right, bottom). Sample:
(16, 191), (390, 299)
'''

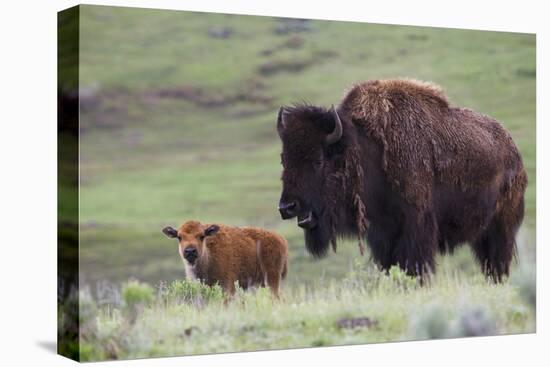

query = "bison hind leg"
(265, 270), (281, 299)
(256, 240), (285, 299)
(472, 196), (524, 283)
(472, 226), (512, 283)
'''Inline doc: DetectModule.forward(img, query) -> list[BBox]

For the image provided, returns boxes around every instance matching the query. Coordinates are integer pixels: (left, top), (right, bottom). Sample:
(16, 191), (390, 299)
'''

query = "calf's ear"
(162, 226), (178, 238)
(204, 224), (220, 237)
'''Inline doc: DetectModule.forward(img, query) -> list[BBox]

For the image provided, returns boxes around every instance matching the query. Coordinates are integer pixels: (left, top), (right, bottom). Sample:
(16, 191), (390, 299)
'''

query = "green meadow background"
(62, 5), (536, 360)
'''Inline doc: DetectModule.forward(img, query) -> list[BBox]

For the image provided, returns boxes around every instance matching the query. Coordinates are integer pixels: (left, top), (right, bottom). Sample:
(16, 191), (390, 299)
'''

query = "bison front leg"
(391, 209), (438, 280)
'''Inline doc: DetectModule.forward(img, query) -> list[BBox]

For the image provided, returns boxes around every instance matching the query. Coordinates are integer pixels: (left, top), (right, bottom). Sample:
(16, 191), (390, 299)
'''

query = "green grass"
(74, 263), (535, 361)
(64, 5), (537, 360)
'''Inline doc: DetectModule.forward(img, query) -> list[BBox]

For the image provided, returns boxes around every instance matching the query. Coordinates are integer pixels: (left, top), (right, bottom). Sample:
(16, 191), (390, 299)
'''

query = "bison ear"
(204, 224), (220, 237)
(277, 106), (287, 136)
(162, 226), (178, 239)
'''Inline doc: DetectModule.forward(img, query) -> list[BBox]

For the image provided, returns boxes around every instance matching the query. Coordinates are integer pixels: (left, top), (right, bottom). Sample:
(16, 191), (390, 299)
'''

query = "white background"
(0, 0), (547, 365)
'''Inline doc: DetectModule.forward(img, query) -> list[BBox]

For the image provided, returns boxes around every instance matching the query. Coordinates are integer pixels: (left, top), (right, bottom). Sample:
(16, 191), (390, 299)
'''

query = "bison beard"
(277, 79), (527, 282)
(303, 213), (332, 257)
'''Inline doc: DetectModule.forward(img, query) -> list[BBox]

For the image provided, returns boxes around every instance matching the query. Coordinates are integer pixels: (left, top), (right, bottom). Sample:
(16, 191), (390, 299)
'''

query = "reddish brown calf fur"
(162, 220), (288, 297)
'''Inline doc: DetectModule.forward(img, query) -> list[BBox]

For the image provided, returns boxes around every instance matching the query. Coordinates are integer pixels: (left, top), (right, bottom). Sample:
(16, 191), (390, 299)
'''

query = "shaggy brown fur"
(277, 78), (527, 282)
(162, 220), (288, 297)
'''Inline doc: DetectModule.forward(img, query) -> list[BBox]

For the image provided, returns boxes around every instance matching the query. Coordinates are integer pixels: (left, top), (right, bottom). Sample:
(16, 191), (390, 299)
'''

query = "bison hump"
(341, 79), (449, 123)
(340, 79), (518, 209)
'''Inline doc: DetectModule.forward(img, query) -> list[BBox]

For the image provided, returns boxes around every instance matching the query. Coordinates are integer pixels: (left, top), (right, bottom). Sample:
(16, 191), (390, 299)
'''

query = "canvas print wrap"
(57, 5), (536, 362)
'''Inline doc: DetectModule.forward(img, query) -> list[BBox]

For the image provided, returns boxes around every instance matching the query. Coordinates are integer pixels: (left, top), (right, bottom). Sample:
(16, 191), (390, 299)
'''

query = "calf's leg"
(265, 270), (281, 299)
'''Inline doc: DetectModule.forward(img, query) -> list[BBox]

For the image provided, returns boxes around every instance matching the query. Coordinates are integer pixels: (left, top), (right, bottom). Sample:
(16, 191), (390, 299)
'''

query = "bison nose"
(279, 200), (299, 220)
(183, 247), (198, 263)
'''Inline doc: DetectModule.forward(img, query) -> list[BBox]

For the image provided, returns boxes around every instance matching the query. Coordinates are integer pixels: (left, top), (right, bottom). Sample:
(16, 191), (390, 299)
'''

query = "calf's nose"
(183, 247), (198, 261)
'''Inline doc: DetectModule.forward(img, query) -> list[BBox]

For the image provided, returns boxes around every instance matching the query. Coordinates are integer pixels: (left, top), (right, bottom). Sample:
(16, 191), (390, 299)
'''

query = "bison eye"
(313, 159), (324, 170)
(198, 234), (205, 241)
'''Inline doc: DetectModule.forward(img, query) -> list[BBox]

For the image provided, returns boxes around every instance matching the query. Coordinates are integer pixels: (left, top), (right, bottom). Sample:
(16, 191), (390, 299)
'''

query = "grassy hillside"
(63, 5), (536, 360)
(76, 5), (535, 287)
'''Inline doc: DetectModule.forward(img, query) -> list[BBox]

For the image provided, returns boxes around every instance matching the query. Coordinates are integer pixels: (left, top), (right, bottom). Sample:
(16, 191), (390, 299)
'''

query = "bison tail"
(256, 239), (288, 280)
(281, 260), (288, 280)
(256, 240), (266, 276)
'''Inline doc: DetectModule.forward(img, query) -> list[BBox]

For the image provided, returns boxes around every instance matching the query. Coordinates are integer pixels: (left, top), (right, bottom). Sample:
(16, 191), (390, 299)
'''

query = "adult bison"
(276, 79), (527, 282)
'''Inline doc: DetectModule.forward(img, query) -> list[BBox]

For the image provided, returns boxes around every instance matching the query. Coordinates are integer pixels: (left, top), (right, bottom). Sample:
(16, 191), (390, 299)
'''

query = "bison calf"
(162, 220), (288, 297)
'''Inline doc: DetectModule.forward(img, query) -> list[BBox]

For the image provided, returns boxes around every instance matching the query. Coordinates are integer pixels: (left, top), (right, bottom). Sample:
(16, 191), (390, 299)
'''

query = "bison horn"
(326, 105), (343, 145)
(277, 106), (287, 132)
